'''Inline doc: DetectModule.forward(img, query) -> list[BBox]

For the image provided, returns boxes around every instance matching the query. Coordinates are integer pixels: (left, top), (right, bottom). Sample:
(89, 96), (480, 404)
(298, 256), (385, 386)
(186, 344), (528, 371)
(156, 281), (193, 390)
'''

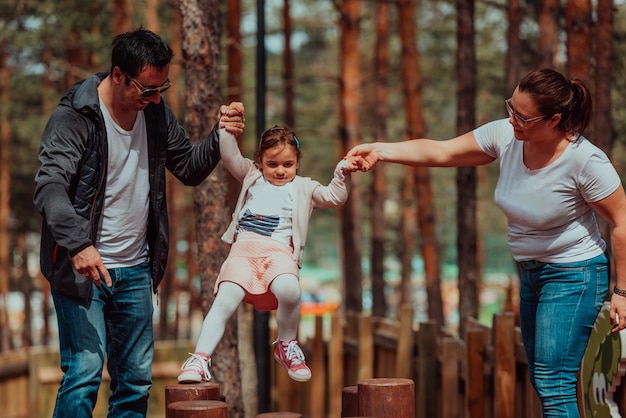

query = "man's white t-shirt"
(97, 101), (150, 267)
(473, 119), (621, 262)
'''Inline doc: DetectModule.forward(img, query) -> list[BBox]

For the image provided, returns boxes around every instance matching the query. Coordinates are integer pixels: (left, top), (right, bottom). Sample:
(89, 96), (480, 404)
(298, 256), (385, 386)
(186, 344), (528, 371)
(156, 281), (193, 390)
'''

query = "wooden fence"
(268, 305), (626, 417)
(2, 306), (626, 417)
(0, 340), (193, 418)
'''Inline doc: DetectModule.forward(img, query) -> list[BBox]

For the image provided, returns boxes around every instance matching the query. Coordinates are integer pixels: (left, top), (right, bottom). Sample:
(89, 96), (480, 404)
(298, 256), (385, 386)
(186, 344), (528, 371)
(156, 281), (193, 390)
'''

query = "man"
(33, 27), (244, 417)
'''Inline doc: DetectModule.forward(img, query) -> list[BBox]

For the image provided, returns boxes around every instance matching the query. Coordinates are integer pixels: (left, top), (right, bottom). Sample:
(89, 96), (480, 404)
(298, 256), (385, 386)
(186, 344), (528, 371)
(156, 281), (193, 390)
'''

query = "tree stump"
(167, 400), (227, 418)
(341, 385), (359, 417)
(358, 378), (415, 418)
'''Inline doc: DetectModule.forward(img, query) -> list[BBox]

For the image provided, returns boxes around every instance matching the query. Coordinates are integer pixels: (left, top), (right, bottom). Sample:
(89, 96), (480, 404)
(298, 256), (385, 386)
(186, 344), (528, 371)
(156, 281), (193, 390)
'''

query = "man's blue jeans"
(51, 261), (154, 418)
(519, 252), (608, 418)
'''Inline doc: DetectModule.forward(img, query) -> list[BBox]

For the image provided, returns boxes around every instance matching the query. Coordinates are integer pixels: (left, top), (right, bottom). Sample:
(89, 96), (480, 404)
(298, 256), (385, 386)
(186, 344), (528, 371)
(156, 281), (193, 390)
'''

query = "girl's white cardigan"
(219, 129), (351, 267)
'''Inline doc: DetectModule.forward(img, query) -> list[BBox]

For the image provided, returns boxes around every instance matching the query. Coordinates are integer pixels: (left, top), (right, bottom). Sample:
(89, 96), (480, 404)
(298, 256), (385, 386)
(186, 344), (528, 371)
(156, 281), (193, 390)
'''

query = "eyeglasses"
(125, 73), (172, 97)
(505, 99), (549, 128)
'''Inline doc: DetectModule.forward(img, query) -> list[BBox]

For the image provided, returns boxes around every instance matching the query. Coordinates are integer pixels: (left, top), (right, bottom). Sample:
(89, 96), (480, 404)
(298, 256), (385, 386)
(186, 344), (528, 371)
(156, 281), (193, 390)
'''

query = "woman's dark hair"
(518, 68), (592, 138)
(255, 125), (301, 165)
(110, 27), (174, 77)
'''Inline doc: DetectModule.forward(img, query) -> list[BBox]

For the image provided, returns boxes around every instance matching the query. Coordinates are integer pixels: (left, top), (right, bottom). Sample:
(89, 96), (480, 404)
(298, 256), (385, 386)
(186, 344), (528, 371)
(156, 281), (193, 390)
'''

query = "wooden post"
(395, 305), (414, 378)
(494, 312), (516, 418)
(358, 314), (373, 381)
(416, 320), (437, 418)
(167, 400), (227, 418)
(358, 378), (415, 418)
(440, 337), (461, 418)
(310, 315), (325, 418)
(466, 326), (485, 418)
(329, 313), (344, 417)
(165, 383), (221, 406)
(256, 413), (302, 417)
(341, 385), (359, 417)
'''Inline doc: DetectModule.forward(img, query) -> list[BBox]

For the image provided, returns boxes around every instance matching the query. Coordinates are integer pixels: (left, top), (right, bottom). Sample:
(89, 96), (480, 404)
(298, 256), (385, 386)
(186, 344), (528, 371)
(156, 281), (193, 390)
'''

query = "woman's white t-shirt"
(473, 119), (621, 262)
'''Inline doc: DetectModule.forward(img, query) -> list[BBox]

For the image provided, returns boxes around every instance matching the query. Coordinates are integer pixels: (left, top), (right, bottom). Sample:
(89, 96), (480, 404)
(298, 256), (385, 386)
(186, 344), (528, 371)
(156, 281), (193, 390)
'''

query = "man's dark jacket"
(34, 73), (221, 302)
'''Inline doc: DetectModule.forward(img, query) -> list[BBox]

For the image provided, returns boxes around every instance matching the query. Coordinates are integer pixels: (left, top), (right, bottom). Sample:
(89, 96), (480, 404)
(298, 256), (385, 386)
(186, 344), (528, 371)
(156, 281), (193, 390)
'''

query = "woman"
(346, 68), (626, 417)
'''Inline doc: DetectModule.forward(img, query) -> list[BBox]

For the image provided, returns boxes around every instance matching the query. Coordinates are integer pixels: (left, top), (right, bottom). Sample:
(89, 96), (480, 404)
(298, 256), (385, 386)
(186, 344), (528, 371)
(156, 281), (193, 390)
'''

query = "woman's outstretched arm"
(345, 131), (495, 170)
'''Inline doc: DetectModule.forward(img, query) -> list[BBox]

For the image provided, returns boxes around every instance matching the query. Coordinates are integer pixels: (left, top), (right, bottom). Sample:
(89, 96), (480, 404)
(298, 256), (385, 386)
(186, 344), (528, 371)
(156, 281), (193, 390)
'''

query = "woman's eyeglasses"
(505, 99), (549, 128)
(125, 73), (172, 97)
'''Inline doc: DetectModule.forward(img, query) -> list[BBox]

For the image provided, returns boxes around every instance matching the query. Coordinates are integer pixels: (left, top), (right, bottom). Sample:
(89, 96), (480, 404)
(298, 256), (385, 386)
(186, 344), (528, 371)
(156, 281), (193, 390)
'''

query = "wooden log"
(341, 385), (359, 417)
(357, 378), (415, 418)
(256, 413), (302, 417)
(167, 400), (227, 418)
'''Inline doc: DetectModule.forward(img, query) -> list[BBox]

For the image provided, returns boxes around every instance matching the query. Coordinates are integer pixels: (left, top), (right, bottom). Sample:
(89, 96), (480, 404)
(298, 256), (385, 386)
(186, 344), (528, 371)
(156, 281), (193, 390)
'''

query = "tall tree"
(594, 0), (613, 157)
(505, 0), (522, 96)
(113, 0), (132, 34)
(336, 0), (363, 313)
(565, 0), (592, 86)
(398, 0), (445, 326)
(456, 0), (479, 335)
(0, 38), (10, 351)
(593, 0), (614, 245)
(537, 0), (560, 69)
(283, 0), (295, 127)
(369, 0), (391, 318)
(179, 0), (244, 416)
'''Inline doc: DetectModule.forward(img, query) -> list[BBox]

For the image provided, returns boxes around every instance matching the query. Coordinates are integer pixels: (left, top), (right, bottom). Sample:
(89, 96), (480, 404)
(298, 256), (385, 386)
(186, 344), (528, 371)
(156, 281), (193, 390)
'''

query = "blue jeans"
(51, 261), (154, 418)
(519, 252), (608, 418)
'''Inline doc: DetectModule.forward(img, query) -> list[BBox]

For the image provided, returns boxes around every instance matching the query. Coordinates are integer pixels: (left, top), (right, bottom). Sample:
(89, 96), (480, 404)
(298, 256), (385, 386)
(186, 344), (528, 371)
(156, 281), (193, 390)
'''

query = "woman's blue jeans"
(519, 252), (608, 418)
(51, 261), (154, 418)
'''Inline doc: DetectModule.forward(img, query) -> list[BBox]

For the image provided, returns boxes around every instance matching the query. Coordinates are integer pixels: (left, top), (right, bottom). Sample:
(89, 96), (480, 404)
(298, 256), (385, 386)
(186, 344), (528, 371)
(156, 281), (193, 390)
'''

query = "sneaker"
(178, 352), (211, 383)
(273, 339), (311, 382)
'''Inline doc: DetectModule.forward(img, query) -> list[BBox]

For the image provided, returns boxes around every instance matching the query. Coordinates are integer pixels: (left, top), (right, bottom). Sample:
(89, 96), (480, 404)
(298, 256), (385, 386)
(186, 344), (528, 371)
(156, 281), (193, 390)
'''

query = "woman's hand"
(345, 143), (381, 171)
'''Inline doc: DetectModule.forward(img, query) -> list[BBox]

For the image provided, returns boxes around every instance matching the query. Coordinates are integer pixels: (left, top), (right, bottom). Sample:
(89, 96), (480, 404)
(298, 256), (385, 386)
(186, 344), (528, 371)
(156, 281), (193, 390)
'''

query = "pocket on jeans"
(594, 264), (609, 309)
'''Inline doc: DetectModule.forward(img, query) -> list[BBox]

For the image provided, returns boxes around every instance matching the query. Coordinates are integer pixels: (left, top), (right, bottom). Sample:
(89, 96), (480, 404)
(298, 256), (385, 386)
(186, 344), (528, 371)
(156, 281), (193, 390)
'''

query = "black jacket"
(34, 73), (221, 302)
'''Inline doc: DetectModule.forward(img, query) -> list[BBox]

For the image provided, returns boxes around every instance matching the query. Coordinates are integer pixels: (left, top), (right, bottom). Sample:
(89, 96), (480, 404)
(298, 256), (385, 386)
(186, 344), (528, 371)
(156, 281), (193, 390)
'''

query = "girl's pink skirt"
(214, 232), (299, 311)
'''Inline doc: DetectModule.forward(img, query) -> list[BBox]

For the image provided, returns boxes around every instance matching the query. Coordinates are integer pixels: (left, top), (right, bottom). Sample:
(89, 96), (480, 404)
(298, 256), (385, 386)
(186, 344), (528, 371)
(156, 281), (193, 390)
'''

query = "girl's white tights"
(194, 273), (301, 356)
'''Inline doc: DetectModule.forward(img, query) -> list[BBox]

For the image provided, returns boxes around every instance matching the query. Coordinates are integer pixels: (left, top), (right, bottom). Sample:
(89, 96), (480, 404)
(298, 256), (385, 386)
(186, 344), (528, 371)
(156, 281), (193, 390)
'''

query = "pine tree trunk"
(566, 0), (592, 85)
(0, 41), (11, 351)
(337, 0), (363, 313)
(456, 0), (479, 336)
(179, 0), (244, 415)
(370, 0), (391, 318)
(505, 0), (522, 96)
(398, 0), (444, 326)
(537, 0), (560, 69)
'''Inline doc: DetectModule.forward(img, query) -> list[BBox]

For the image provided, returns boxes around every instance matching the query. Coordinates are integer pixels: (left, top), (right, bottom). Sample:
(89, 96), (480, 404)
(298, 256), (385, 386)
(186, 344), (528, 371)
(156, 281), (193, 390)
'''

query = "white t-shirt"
(237, 176), (294, 247)
(474, 118), (621, 262)
(97, 101), (150, 267)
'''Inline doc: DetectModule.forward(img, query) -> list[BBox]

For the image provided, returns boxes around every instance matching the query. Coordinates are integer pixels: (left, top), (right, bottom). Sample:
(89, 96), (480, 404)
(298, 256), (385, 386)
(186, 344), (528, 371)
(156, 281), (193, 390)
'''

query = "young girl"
(178, 122), (359, 383)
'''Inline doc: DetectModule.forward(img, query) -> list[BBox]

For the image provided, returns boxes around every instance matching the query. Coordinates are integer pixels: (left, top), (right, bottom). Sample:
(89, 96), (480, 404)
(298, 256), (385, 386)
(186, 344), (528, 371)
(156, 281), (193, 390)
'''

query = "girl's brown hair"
(254, 125), (302, 165)
(518, 68), (592, 139)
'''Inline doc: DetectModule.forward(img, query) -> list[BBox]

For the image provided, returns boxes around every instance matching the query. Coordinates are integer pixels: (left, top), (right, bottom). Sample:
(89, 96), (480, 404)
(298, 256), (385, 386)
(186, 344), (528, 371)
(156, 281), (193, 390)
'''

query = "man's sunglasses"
(125, 73), (172, 98)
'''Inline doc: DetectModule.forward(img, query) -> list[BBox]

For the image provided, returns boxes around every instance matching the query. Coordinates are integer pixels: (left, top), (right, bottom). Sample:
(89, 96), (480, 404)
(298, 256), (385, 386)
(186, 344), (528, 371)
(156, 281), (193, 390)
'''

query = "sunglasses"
(125, 73), (172, 97)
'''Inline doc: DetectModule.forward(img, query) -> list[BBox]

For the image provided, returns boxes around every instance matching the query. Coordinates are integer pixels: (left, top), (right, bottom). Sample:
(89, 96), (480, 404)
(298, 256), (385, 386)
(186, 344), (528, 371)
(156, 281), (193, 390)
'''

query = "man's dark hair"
(110, 27), (174, 77)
